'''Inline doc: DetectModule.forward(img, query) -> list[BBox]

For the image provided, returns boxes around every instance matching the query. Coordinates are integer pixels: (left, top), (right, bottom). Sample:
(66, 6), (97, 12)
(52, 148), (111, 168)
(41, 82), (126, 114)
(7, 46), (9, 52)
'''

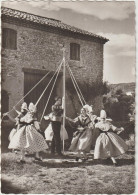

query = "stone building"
(1, 7), (108, 129)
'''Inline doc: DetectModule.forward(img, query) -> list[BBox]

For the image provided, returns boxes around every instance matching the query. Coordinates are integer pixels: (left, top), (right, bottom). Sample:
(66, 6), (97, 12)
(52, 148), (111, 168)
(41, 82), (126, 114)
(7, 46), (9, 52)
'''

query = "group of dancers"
(66, 106), (128, 165)
(4, 96), (128, 165)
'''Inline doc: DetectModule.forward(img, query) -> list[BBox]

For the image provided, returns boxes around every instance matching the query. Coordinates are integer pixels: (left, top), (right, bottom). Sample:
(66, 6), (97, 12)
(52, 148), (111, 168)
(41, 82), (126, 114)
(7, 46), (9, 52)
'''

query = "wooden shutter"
(76, 44), (80, 60)
(70, 43), (80, 60)
(2, 28), (17, 50)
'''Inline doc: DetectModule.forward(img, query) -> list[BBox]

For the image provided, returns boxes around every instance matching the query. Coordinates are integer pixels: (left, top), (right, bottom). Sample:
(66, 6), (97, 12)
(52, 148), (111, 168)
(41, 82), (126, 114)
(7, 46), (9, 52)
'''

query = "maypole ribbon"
(35, 61), (63, 106)
(67, 63), (86, 105)
(2, 70), (52, 120)
(40, 61), (63, 123)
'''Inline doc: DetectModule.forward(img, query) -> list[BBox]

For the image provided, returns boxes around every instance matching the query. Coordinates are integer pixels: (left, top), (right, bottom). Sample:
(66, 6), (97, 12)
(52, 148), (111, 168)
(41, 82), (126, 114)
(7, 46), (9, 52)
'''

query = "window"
(70, 43), (80, 61)
(2, 28), (17, 50)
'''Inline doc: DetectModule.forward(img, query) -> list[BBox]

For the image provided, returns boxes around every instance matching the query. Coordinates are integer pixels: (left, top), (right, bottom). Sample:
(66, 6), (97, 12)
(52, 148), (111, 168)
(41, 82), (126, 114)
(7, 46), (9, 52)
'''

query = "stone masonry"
(1, 7), (108, 121)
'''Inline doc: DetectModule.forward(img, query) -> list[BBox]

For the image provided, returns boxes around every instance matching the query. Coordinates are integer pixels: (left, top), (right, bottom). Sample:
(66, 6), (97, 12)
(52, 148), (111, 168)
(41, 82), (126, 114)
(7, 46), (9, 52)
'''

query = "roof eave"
(1, 7), (109, 44)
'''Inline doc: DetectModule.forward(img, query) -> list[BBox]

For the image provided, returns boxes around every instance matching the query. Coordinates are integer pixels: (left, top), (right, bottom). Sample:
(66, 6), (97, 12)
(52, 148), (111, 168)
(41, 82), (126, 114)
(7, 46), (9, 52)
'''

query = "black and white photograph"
(1, 0), (136, 194)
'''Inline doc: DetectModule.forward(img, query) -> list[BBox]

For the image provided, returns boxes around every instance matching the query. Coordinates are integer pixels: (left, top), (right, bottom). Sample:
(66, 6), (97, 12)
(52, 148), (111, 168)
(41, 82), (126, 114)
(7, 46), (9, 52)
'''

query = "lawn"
(1, 149), (135, 194)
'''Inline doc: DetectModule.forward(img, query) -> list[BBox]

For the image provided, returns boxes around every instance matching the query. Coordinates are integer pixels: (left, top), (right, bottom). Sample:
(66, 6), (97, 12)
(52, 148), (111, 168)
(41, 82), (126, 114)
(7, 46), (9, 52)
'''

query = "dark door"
(23, 69), (62, 130)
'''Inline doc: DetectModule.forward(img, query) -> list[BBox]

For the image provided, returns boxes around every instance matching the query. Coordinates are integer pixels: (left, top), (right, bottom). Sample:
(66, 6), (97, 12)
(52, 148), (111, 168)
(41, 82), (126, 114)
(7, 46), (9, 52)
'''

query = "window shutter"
(70, 43), (80, 61)
(2, 28), (17, 50)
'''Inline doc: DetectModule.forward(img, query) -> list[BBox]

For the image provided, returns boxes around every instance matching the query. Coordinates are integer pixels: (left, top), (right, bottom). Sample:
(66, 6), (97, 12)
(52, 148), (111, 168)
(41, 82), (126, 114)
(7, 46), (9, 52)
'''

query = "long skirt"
(94, 132), (128, 159)
(69, 127), (93, 152)
(45, 123), (68, 141)
(8, 124), (48, 153)
(8, 128), (17, 141)
(44, 123), (54, 141)
(91, 128), (100, 147)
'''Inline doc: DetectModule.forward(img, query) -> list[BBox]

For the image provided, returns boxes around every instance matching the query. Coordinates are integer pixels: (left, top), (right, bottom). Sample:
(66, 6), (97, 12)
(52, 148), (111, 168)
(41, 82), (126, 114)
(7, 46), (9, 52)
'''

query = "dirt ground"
(1, 149), (135, 194)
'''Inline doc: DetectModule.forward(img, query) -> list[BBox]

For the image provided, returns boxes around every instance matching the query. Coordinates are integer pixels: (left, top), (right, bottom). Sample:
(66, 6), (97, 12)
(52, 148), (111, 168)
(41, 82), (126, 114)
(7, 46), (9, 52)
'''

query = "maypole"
(62, 46), (66, 153)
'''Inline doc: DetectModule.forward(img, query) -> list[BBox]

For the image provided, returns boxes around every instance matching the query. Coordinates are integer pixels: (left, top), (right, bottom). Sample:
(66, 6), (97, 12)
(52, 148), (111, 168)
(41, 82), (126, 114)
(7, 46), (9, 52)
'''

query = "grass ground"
(1, 149), (135, 194)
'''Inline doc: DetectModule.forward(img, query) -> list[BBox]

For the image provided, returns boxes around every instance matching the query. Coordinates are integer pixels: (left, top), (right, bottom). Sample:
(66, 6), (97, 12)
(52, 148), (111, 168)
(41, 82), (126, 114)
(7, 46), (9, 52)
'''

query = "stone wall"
(2, 21), (104, 119)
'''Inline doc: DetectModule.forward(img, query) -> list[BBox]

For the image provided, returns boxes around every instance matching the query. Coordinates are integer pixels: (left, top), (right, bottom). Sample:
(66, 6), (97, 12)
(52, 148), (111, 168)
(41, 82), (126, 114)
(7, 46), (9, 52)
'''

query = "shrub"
(112, 121), (135, 140)
(126, 134), (135, 149)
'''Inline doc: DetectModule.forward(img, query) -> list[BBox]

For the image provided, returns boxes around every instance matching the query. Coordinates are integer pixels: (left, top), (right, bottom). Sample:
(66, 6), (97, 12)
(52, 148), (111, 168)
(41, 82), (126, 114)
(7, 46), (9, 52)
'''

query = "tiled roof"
(1, 7), (109, 43)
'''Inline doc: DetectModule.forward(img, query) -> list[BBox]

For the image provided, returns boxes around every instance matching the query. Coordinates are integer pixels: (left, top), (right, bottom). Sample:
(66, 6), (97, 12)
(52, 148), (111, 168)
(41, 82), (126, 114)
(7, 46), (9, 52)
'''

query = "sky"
(1, 0), (136, 84)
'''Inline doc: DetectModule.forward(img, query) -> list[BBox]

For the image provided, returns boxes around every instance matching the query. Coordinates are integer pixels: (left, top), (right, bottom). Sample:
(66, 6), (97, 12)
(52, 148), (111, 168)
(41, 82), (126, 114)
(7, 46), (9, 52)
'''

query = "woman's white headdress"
(21, 102), (28, 110)
(100, 109), (107, 119)
(28, 102), (37, 113)
(99, 110), (112, 122)
(83, 104), (93, 113)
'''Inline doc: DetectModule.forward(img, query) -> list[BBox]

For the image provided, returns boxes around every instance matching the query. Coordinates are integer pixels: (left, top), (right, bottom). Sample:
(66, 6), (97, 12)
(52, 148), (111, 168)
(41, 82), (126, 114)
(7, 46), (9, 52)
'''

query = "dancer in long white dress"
(66, 107), (93, 161)
(83, 104), (100, 148)
(3, 102), (28, 154)
(94, 110), (128, 166)
(8, 103), (48, 163)
(8, 103), (28, 141)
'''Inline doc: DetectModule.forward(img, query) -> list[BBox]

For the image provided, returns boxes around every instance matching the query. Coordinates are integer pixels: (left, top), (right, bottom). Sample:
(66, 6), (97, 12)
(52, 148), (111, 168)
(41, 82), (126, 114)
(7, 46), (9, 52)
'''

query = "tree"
(103, 88), (135, 122)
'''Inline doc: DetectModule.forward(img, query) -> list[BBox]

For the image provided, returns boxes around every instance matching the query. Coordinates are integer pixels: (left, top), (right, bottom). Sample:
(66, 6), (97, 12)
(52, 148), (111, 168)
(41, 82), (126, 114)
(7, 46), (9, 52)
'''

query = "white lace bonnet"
(28, 102), (37, 113)
(83, 104), (93, 113)
(21, 102), (28, 110)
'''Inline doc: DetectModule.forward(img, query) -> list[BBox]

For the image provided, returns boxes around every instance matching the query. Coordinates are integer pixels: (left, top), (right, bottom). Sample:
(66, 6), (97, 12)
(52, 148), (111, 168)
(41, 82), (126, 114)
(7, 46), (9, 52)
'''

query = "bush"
(103, 88), (135, 122)
(112, 121), (135, 140)
(126, 134), (135, 149)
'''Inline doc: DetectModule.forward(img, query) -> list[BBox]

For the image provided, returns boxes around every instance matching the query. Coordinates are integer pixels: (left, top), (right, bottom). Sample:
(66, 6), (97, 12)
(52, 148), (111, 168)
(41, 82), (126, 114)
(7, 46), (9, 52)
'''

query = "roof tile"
(2, 7), (109, 43)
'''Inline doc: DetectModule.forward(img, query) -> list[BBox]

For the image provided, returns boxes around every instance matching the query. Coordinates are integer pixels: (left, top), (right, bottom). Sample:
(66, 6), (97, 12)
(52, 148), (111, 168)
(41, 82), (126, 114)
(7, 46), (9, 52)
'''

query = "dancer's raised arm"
(3, 112), (16, 122)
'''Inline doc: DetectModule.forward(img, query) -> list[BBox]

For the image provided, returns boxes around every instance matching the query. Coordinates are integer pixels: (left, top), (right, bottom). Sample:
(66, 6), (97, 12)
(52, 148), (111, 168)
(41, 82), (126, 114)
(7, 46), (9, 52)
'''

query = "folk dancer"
(44, 97), (63, 156)
(66, 107), (93, 162)
(44, 112), (68, 149)
(83, 104), (100, 148)
(8, 103), (48, 163)
(3, 102), (28, 153)
(94, 110), (128, 166)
